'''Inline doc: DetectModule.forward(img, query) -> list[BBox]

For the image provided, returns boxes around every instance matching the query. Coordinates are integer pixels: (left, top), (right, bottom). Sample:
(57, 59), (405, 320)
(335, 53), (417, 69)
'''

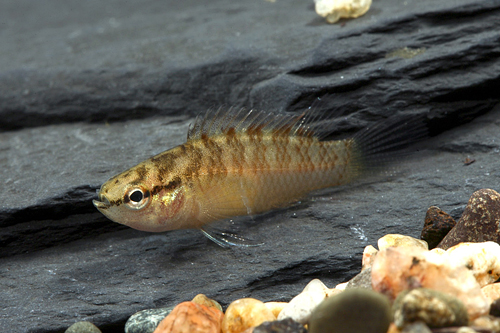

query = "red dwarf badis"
(93, 106), (427, 246)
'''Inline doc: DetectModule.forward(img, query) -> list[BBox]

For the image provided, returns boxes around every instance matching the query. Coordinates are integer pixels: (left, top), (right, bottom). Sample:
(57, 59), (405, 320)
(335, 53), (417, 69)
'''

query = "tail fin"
(350, 114), (428, 176)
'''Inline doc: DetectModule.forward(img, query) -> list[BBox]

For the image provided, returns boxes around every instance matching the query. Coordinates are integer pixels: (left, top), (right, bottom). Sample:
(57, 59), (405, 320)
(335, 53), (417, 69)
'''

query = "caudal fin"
(350, 114), (428, 176)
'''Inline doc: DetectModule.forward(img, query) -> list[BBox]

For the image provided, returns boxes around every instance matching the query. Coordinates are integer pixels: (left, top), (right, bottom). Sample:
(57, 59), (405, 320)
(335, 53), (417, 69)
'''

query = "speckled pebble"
(393, 288), (468, 329)
(125, 307), (174, 333)
(252, 318), (307, 333)
(308, 288), (392, 333)
(65, 321), (102, 333)
(371, 246), (489, 319)
(438, 189), (500, 249)
(222, 298), (276, 333)
(154, 301), (223, 333)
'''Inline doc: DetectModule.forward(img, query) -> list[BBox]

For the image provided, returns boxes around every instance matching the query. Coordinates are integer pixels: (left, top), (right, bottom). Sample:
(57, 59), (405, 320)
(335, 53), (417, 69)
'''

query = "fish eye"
(130, 190), (143, 202)
(125, 186), (150, 210)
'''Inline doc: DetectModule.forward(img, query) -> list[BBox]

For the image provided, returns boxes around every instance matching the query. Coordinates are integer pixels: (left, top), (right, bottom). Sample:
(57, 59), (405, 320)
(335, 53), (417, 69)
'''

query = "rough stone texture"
(421, 206), (456, 249)
(437, 189), (500, 250)
(125, 307), (173, 333)
(1, 0), (500, 332)
(393, 288), (469, 329)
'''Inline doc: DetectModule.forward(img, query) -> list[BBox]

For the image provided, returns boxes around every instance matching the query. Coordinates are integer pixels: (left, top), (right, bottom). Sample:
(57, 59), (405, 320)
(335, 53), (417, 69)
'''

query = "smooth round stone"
(253, 318), (307, 333)
(277, 279), (332, 324)
(65, 321), (102, 333)
(308, 289), (392, 333)
(125, 307), (174, 333)
(222, 298), (276, 333)
(393, 288), (468, 328)
(420, 206), (456, 249)
(378, 234), (428, 251)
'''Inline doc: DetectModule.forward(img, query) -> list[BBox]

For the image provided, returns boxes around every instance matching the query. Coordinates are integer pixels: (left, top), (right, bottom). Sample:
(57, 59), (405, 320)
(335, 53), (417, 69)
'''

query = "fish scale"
(93, 107), (427, 245)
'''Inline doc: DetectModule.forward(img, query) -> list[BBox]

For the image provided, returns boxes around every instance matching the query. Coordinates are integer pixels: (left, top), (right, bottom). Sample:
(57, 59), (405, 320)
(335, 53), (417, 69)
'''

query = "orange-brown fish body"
(93, 108), (425, 236)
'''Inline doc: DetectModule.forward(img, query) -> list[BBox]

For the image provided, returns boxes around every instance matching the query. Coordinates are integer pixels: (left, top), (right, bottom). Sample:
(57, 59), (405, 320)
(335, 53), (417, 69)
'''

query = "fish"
(93, 106), (427, 246)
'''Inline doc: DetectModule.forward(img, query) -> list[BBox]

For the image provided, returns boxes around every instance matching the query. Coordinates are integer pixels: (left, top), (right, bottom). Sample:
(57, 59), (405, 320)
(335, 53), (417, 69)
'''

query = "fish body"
(93, 107), (425, 235)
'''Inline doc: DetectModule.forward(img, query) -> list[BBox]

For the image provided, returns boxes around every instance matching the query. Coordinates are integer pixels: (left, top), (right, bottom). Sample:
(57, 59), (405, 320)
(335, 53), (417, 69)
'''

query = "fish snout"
(93, 192), (111, 210)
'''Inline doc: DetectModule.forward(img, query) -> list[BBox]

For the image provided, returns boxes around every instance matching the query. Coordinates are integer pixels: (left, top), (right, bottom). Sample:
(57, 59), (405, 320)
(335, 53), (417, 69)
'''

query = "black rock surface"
(1, 0), (500, 332)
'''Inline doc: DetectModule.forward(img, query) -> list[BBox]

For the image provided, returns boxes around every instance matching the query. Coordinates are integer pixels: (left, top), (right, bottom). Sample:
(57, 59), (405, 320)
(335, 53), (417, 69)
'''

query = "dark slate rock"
(309, 288), (392, 333)
(1, 0), (500, 332)
(420, 206), (456, 249)
(253, 318), (307, 333)
(125, 307), (174, 333)
(437, 189), (500, 250)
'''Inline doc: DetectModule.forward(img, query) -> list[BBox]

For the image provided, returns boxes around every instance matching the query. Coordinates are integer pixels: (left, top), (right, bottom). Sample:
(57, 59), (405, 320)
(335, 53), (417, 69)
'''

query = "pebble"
(378, 234), (428, 251)
(314, 0), (372, 23)
(400, 321), (432, 333)
(153, 301), (223, 333)
(308, 288), (392, 333)
(264, 302), (288, 318)
(490, 298), (500, 318)
(65, 321), (102, 333)
(222, 298), (276, 333)
(446, 241), (500, 287)
(371, 246), (490, 319)
(277, 279), (334, 324)
(125, 307), (174, 333)
(191, 294), (223, 312)
(471, 315), (500, 332)
(393, 288), (469, 328)
(420, 206), (456, 249)
(362, 245), (379, 271)
(345, 267), (372, 290)
(482, 283), (500, 303)
(250, 318), (307, 333)
(438, 189), (500, 249)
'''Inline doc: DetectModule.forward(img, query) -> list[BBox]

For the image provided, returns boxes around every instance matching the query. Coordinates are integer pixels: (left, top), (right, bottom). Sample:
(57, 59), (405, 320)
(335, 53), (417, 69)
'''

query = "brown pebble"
(153, 301), (223, 333)
(421, 206), (456, 249)
(437, 189), (500, 250)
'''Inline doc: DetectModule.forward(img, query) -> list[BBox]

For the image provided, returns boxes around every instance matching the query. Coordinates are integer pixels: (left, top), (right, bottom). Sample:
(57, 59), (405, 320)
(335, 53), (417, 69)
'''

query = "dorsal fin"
(187, 105), (330, 142)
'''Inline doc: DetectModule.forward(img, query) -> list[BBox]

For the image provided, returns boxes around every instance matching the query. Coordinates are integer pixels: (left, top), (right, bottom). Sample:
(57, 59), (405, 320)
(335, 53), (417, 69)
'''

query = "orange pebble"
(153, 301), (224, 333)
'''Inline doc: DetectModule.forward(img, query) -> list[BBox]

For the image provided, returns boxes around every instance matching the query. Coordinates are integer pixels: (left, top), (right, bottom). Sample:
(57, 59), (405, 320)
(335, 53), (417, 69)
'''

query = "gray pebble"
(65, 321), (101, 333)
(125, 307), (174, 333)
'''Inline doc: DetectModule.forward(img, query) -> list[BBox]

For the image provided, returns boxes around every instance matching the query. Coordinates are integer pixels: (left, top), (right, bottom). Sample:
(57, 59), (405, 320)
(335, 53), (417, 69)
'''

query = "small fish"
(93, 106), (426, 245)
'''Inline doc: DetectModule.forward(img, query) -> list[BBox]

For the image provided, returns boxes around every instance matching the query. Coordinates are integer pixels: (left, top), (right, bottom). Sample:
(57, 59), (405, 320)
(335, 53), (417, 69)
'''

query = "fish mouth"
(93, 193), (111, 210)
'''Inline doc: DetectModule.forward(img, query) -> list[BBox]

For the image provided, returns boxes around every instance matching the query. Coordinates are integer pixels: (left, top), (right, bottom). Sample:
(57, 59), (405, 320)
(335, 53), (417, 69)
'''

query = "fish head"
(93, 162), (187, 232)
